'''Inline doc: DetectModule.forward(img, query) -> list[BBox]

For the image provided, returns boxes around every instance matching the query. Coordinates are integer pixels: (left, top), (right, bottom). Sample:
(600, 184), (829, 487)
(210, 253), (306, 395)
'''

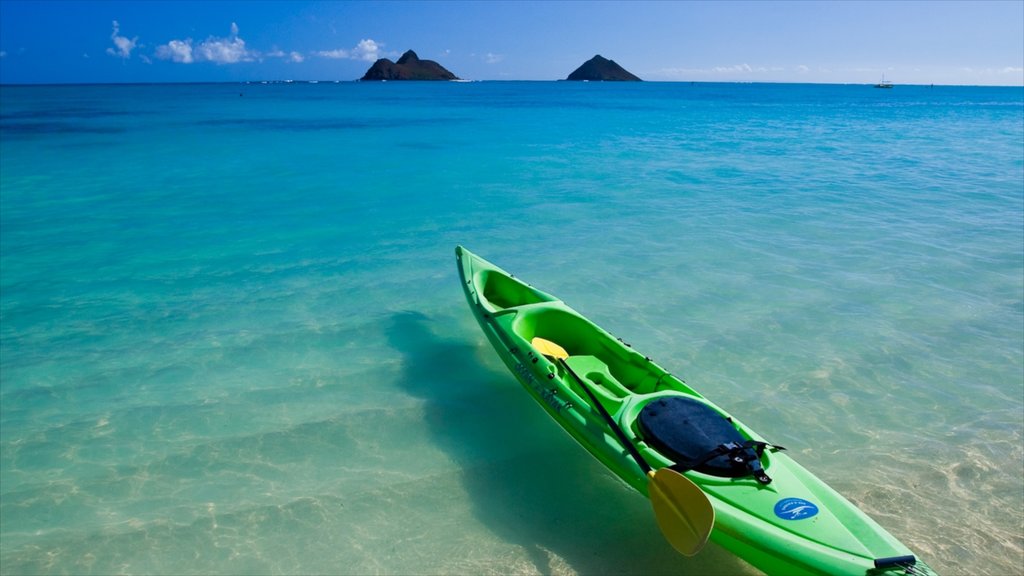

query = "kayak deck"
(455, 246), (937, 576)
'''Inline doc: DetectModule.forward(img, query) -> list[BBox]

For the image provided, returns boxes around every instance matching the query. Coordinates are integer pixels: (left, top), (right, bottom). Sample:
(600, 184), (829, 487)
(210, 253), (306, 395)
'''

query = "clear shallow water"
(1, 82), (1021, 575)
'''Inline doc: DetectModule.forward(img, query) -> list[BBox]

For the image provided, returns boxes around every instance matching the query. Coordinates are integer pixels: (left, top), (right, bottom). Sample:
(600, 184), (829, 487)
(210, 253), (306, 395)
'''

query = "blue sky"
(1, 0), (1022, 85)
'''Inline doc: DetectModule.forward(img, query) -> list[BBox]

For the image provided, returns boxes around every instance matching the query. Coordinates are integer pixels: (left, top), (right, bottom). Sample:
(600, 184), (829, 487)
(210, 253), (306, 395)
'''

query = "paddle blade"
(648, 468), (715, 557)
(532, 337), (568, 360)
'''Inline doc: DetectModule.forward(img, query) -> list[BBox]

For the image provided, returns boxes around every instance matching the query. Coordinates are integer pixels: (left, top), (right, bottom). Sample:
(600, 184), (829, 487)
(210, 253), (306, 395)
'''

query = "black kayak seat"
(638, 396), (753, 478)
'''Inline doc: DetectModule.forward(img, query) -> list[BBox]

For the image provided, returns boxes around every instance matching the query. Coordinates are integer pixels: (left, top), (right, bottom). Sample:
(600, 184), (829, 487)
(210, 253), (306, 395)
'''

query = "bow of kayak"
(455, 246), (937, 576)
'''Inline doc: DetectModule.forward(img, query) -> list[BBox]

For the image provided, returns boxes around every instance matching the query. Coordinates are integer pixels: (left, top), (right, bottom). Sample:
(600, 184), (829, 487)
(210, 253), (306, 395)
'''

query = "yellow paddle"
(532, 337), (715, 556)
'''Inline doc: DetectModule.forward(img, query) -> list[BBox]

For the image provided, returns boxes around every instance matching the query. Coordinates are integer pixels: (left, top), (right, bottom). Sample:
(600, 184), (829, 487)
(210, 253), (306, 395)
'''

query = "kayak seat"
(639, 396), (758, 478)
(564, 355), (632, 399)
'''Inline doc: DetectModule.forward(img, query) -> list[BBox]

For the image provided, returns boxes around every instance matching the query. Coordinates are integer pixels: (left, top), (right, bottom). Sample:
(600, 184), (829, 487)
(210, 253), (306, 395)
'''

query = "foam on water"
(2, 82), (1022, 574)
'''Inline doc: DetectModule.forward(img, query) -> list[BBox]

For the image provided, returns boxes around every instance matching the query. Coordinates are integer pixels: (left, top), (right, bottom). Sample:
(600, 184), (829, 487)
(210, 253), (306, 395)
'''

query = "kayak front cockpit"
(470, 266), (557, 313)
(461, 246), (679, 398)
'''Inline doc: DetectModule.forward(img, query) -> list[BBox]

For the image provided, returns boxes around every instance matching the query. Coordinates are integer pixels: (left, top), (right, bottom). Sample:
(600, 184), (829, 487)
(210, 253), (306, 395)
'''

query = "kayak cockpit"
(473, 269), (556, 313)
(511, 306), (668, 395)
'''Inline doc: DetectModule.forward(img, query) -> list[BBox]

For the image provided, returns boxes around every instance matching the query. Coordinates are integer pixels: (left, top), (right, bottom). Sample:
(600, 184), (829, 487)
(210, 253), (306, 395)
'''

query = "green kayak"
(455, 246), (937, 576)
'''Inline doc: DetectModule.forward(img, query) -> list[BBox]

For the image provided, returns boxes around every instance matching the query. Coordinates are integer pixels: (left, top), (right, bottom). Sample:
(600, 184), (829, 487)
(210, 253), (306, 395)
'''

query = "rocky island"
(361, 50), (459, 81)
(566, 55), (641, 81)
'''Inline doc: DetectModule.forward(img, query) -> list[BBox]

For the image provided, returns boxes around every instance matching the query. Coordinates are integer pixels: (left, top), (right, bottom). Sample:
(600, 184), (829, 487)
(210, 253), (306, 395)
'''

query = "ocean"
(1, 81), (1021, 575)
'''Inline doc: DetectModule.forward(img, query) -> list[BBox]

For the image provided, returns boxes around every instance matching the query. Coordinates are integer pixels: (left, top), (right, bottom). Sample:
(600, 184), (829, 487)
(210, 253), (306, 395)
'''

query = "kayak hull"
(455, 246), (936, 576)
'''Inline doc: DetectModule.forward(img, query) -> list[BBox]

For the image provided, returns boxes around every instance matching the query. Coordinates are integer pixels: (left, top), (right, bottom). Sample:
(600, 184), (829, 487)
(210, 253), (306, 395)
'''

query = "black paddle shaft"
(558, 358), (653, 475)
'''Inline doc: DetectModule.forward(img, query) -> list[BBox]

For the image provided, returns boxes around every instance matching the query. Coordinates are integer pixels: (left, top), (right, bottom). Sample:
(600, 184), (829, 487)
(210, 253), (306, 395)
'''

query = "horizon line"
(2, 79), (1023, 88)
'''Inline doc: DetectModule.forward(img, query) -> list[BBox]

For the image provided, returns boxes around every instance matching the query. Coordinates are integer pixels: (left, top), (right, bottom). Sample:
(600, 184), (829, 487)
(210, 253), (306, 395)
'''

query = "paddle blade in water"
(648, 468), (715, 557)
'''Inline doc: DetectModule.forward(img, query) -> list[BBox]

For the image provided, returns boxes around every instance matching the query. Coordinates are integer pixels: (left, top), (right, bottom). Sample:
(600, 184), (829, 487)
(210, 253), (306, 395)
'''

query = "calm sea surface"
(1, 82), (1022, 575)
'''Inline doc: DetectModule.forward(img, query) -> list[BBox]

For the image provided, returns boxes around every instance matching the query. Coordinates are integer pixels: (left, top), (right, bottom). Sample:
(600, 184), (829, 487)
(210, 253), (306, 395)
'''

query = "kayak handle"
(873, 555), (916, 569)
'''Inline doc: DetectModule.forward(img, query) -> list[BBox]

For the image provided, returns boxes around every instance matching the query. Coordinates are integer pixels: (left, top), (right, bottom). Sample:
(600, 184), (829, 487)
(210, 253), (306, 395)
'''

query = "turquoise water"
(1, 82), (1021, 575)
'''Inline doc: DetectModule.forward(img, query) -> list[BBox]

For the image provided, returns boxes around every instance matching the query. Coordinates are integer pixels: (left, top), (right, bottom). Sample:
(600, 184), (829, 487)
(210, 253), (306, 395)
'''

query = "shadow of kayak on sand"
(385, 310), (756, 575)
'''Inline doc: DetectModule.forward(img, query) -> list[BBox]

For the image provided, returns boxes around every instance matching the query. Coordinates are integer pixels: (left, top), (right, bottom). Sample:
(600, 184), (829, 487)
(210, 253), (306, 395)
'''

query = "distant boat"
(875, 75), (894, 89)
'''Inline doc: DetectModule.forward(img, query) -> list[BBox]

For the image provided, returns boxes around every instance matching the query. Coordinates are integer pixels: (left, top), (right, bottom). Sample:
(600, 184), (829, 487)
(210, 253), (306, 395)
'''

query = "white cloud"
(156, 23), (257, 65)
(958, 66), (1024, 84)
(970, 66), (1024, 77)
(194, 22), (252, 64)
(714, 63), (753, 74)
(484, 52), (503, 64)
(196, 36), (249, 64)
(106, 20), (138, 59)
(656, 63), (788, 79)
(315, 38), (386, 61)
(156, 39), (194, 63)
(351, 39), (381, 61)
(711, 64), (783, 74)
(316, 49), (350, 59)
(267, 48), (304, 63)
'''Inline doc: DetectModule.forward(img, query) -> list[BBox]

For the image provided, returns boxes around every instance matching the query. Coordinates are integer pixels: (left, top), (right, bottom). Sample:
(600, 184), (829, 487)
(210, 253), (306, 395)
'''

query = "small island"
(566, 55), (641, 81)
(361, 50), (459, 81)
